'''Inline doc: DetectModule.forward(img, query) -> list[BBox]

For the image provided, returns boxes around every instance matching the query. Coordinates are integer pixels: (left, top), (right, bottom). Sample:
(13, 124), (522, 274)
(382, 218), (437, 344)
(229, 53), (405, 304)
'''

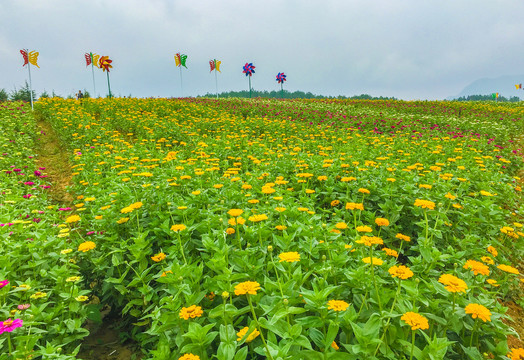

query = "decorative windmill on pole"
(209, 59), (221, 99)
(85, 52), (101, 97)
(276, 72), (287, 99)
(20, 49), (39, 110)
(98, 56), (113, 98)
(174, 53), (188, 97)
(242, 62), (255, 98)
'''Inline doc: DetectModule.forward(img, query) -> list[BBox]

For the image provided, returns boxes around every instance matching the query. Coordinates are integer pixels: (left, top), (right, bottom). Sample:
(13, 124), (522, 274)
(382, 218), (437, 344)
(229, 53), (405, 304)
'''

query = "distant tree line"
(199, 89), (397, 100)
(0, 82), (91, 102)
(452, 94), (522, 102)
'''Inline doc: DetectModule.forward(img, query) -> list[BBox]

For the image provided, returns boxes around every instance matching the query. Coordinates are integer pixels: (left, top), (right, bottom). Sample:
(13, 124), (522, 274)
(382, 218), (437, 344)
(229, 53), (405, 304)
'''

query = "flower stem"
(410, 330), (415, 360)
(470, 319), (478, 347)
(177, 232), (187, 264)
(247, 295), (274, 360)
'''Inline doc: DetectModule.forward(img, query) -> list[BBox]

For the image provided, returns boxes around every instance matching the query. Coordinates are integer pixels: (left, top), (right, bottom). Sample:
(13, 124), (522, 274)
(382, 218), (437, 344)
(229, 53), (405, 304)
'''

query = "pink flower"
(0, 280), (9, 288)
(0, 319), (23, 334)
(17, 304), (30, 310)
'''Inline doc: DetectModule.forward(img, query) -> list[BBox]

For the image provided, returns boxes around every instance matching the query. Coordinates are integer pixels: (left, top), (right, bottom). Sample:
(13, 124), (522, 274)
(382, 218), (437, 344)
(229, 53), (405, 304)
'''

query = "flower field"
(1, 98), (523, 359)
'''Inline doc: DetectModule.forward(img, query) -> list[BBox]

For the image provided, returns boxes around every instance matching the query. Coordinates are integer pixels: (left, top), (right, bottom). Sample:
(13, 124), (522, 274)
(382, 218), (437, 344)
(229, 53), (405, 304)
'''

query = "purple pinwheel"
(242, 62), (256, 97)
(242, 62), (255, 76)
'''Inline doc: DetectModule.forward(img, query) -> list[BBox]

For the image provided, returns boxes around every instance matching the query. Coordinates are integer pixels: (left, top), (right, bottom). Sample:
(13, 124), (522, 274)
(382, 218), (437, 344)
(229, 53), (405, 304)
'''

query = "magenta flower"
(0, 280), (9, 288)
(0, 319), (23, 334)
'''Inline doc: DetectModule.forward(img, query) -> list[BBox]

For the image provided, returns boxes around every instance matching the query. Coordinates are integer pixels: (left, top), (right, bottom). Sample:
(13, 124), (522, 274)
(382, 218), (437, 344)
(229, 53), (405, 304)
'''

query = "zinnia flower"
(356, 226), (373, 233)
(179, 305), (203, 320)
(438, 274), (468, 293)
(487, 246), (498, 257)
(65, 215), (81, 223)
(327, 300), (349, 311)
(395, 233), (411, 242)
(465, 303), (491, 322)
(375, 218), (389, 226)
(78, 241), (96, 252)
(345, 202), (364, 210)
(362, 257), (383, 265)
(278, 252), (300, 263)
(227, 209), (243, 217)
(335, 222), (348, 230)
(463, 260), (490, 276)
(507, 348), (524, 360)
(234, 281), (261, 296)
(388, 265), (414, 279)
(0, 318), (23, 334)
(358, 188), (370, 194)
(414, 199), (435, 210)
(151, 252), (166, 262)
(171, 224), (187, 232)
(401, 312), (429, 330)
(178, 354), (200, 360)
(76, 295), (89, 302)
(497, 264), (519, 275)
(248, 214), (268, 222)
(0, 280), (9, 289)
(236, 327), (260, 342)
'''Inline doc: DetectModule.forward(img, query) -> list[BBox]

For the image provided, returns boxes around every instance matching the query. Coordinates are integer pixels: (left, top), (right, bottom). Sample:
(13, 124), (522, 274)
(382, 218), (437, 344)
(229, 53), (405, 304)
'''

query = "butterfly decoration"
(209, 59), (221, 72)
(85, 52), (101, 68)
(20, 49), (40, 68)
(175, 53), (188, 68)
(516, 84), (523, 90)
(242, 62), (255, 76)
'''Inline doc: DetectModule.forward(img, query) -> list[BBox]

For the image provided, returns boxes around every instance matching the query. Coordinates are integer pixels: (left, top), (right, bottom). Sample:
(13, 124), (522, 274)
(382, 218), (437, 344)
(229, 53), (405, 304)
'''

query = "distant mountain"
(447, 75), (524, 100)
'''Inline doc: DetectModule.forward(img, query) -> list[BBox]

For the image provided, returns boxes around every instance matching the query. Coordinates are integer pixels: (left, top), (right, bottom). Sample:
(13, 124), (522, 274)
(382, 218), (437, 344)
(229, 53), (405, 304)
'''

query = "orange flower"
(234, 281), (261, 295)
(438, 274), (468, 293)
(151, 252), (166, 262)
(388, 265), (413, 279)
(179, 305), (203, 320)
(327, 300), (349, 311)
(375, 218), (389, 226)
(463, 260), (490, 276)
(401, 312), (429, 330)
(465, 303), (491, 322)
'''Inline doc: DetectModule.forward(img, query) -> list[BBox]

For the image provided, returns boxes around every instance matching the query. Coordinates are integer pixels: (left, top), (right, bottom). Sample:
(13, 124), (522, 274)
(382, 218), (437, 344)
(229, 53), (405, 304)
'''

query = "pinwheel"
(516, 84), (523, 90)
(276, 72), (287, 98)
(174, 52), (188, 97)
(85, 52), (100, 97)
(98, 56), (113, 98)
(20, 49), (39, 109)
(242, 62), (256, 98)
(209, 59), (222, 99)
(492, 93), (499, 101)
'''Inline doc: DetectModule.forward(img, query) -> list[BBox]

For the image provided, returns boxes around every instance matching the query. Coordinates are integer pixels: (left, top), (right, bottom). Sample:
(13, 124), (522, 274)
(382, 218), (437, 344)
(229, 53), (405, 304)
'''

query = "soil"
(76, 321), (140, 360)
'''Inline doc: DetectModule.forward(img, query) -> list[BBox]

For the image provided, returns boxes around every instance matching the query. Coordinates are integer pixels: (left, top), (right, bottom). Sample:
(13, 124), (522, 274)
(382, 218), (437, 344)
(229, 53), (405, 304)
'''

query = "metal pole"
(91, 62), (96, 98)
(27, 59), (34, 110)
(249, 76), (252, 98)
(106, 71), (112, 98)
(215, 69), (218, 99)
(179, 66), (183, 97)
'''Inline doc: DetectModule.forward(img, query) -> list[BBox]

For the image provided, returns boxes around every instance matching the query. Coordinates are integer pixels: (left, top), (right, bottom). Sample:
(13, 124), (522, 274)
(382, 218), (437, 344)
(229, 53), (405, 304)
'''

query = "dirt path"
(33, 112), (140, 360)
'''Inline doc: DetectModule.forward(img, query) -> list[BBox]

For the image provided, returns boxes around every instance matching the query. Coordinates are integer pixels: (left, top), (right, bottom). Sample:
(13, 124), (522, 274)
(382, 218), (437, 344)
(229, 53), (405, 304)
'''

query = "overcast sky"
(1, 0), (523, 100)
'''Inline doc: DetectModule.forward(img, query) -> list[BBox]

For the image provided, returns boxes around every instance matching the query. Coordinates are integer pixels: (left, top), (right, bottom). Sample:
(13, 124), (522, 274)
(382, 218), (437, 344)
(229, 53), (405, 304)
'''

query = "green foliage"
(10, 81), (37, 102)
(0, 88), (8, 102)
(199, 90), (397, 100)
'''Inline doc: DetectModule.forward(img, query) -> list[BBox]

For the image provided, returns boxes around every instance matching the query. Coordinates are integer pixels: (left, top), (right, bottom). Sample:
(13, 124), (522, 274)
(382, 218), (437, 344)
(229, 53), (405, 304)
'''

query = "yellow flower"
(130, 202), (143, 209)
(171, 224), (187, 232)
(331, 200), (340, 207)
(236, 327), (260, 342)
(465, 303), (491, 322)
(275, 225), (287, 230)
(179, 305), (203, 320)
(487, 246), (498, 257)
(382, 248), (398, 257)
(375, 218), (389, 226)
(117, 217), (129, 224)
(120, 206), (134, 214)
(463, 260), (490, 276)
(335, 222), (348, 230)
(479, 190), (494, 197)
(305, 189), (315, 194)
(30, 291), (47, 299)
(331, 341), (340, 350)
(345, 202), (364, 211)
(178, 354), (200, 360)
(486, 279), (499, 287)
(227, 209), (243, 217)
(234, 281), (261, 296)
(507, 347), (524, 360)
(248, 214), (268, 222)
(356, 226), (373, 233)
(395, 233), (411, 242)
(327, 300), (349, 311)
(278, 252), (300, 263)
(60, 248), (73, 255)
(65, 215), (81, 223)
(401, 312), (429, 330)
(226, 227), (235, 235)
(78, 241), (96, 252)
(274, 207), (286, 212)
(497, 264), (519, 275)
(414, 199), (435, 210)
(358, 188), (370, 194)
(151, 252), (166, 262)
(438, 274), (468, 293)
(362, 257), (383, 265)
(191, 190), (201, 195)
(317, 176), (328, 181)
(66, 276), (81, 282)
(75, 295), (89, 302)
(213, 184), (224, 189)
(229, 217), (246, 226)
(388, 265), (413, 279)
(356, 236), (383, 246)
(445, 193), (456, 200)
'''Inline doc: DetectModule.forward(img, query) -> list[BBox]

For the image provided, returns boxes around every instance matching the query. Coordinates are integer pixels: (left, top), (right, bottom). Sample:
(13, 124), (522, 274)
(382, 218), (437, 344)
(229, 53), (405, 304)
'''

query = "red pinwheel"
(85, 53), (92, 66)
(242, 62), (255, 77)
(99, 56), (113, 72)
(276, 72), (286, 84)
(20, 50), (29, 67)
